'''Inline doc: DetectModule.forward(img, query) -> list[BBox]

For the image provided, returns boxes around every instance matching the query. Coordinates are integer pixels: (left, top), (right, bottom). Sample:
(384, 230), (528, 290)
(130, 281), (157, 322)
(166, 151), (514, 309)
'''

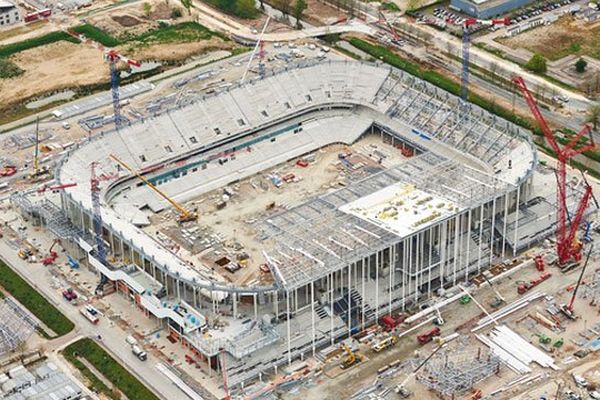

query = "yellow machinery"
(340, 344), (363, 369)
(372, 335), (398, 353)
(109, 154), (197, 223)
(29, 117), (50, 180)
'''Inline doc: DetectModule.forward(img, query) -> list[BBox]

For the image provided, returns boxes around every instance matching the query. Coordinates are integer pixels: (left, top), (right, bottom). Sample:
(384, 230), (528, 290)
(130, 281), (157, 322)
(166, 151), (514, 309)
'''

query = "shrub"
(64, 339), (160, 400)
(0, 31), (80, 59)
(525, 53), (547, 74)
(575, 57), (587, 73)
(171, 7), (183, 18)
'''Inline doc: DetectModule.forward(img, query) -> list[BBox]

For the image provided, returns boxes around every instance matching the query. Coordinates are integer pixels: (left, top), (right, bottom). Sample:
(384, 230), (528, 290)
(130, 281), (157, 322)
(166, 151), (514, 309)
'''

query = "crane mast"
(90, 162), (109, 294)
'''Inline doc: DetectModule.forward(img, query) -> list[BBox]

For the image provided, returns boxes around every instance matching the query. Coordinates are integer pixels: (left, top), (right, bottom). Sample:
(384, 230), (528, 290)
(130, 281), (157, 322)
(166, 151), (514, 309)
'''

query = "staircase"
(350, 288), (374, 322)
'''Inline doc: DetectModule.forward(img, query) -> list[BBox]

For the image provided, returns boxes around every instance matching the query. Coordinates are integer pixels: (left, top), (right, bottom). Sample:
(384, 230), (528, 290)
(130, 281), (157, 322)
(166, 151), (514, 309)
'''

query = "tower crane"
(91, 161), (109, 295)
(513, 76), (595, 265)
(460, 18), (510, 101)
(109, 154), (197, 223)
(29, 117), (50, 180)
(104, 49), (141, 128)
(241, 16), (270, 83)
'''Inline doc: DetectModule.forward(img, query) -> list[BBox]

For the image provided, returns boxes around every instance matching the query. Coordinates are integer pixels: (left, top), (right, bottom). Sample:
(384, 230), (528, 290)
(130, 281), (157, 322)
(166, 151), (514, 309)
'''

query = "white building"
(0, 0), (20, 28)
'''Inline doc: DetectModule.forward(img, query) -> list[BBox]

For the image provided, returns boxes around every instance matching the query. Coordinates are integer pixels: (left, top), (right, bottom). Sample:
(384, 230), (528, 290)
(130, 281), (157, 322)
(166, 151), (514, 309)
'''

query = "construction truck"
(17, 248), (33, 260)
(517, 272), (552, 294)
(371, 336), (398, 352)
(417, 327), (440, 345)
(340, 344), (362, 369)
(534, 255), (545, 271)
(131, 344), (147, 361)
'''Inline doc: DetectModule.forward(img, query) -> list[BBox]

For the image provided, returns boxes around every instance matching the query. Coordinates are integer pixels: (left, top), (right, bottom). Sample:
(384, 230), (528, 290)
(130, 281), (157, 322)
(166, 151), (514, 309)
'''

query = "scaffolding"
(417, 346), (500, 396)
(10, 192), (84, 240)
(0, 298), (38, 356)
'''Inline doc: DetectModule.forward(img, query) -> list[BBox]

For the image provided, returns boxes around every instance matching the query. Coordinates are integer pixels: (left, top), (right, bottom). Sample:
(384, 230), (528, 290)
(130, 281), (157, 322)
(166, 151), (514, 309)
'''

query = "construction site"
(0, 4), (598, 396)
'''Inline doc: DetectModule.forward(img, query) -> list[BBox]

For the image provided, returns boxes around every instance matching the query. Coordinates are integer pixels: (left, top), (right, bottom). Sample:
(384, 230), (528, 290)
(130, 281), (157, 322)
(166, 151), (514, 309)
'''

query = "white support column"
(232, 293), (237, 318)
(254, 294), (258, 321)
(347, 264), (352, 338)
(453, 216), (460, 286)
(513, 186), (521, 257)
(402, 239), (407, 310)
(502, 191), (509, 259)
(361, 258), (366, 330)
(311, 281), (315, 356)
(375, 251), (379, 320)
(388, 248), (393, 315)
(427, 228), (433, 297)
(330, 272), (334, 345)
(286, 290), (291, 365)
(489, 197), (497, 267)
(440, 221), (447, 289)
(465, 210), (472, 282)
(477, 204), (484, 275)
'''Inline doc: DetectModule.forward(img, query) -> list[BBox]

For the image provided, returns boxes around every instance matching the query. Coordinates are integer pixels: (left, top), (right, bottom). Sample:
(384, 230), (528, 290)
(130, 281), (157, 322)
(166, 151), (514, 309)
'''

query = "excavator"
(340, 344), (363, 369)
(109, 154), (197, 223)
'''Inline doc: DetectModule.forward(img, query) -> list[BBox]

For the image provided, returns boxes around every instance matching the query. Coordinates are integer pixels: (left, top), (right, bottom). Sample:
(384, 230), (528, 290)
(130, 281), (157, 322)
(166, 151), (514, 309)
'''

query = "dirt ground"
(0, 41), (105, 107)
(128, 37), (234, 61)
(498, 16), (600, 61)
(149, 133), (398, 288)
(87, 0), (176, 36)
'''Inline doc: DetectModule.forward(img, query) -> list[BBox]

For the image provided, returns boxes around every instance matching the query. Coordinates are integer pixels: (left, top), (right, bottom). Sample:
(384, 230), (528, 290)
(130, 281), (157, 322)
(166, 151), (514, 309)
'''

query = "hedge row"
(0, 260), (74, 336)
(0, 31), (80, 59)
(64, 339), (160, 400)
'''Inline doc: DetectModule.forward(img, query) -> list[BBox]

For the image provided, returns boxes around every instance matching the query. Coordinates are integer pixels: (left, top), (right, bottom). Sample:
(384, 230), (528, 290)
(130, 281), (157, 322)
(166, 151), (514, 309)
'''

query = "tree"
(407, 0), (422, 11)
(181, 0), (192, 15)
(293, 0), (307, 29)
(143, 2), (152, 16)
(524, 53), (547, 74)
(575, 57), (588, 73)
(586, 104), (600, 130)
(277, 0), (292, 18)
(171, 6), (182, 18)
(235, 0), (257, 18)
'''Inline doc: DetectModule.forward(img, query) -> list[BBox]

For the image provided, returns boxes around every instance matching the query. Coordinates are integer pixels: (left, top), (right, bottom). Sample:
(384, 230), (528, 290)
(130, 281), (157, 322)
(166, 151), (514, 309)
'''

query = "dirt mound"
(112, 15), (142, 27)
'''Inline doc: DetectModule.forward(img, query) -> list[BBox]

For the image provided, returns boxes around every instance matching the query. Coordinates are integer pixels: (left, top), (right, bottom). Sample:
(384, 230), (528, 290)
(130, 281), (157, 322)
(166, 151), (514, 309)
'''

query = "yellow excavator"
(340, 344), (363, 369)
(109, 154), (197, 223)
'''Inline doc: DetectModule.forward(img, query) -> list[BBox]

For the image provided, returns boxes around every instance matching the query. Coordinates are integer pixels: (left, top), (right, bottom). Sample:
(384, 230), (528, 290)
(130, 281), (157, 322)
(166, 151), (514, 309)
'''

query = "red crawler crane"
(512, 76), (595, 265)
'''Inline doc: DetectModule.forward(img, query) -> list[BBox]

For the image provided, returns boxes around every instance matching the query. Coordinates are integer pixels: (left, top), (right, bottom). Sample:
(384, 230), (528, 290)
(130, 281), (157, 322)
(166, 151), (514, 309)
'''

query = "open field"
(0, 260), (74, 337)
(0, 41), (105, 109)
(497, 16), (600, 61)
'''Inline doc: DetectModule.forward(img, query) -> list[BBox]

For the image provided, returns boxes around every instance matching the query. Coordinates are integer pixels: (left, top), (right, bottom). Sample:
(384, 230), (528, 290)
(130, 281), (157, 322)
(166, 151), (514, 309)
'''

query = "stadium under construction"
(11, 59), (588, 389)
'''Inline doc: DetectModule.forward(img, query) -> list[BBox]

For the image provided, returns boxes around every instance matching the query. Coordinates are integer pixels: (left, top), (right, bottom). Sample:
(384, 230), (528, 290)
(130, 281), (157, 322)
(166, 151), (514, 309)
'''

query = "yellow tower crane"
(109, 154), (197, 223)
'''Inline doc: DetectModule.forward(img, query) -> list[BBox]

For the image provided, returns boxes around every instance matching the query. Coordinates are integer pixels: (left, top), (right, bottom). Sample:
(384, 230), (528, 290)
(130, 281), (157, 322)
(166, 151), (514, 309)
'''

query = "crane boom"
(567, 244), (593, 311)
(109, 154), (197, 223)
(512, 76), (595, 264)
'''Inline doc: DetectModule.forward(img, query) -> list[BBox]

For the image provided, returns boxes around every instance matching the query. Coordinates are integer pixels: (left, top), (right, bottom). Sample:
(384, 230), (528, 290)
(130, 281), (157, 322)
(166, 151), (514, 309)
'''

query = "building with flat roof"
(450, 0), (534, 18)
(0, 0), (20, 28)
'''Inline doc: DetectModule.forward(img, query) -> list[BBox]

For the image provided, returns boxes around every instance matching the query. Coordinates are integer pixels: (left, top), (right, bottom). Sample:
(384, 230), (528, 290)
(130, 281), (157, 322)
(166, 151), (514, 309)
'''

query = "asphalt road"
(0, 236), (189, 400)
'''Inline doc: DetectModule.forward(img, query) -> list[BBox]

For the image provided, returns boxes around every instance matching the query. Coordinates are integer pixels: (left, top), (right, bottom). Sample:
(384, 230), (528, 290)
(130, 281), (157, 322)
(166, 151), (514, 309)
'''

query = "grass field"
(0, 260), (74, 337)
(73, 21), (228, 49)
(63, 339), (160, 400)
